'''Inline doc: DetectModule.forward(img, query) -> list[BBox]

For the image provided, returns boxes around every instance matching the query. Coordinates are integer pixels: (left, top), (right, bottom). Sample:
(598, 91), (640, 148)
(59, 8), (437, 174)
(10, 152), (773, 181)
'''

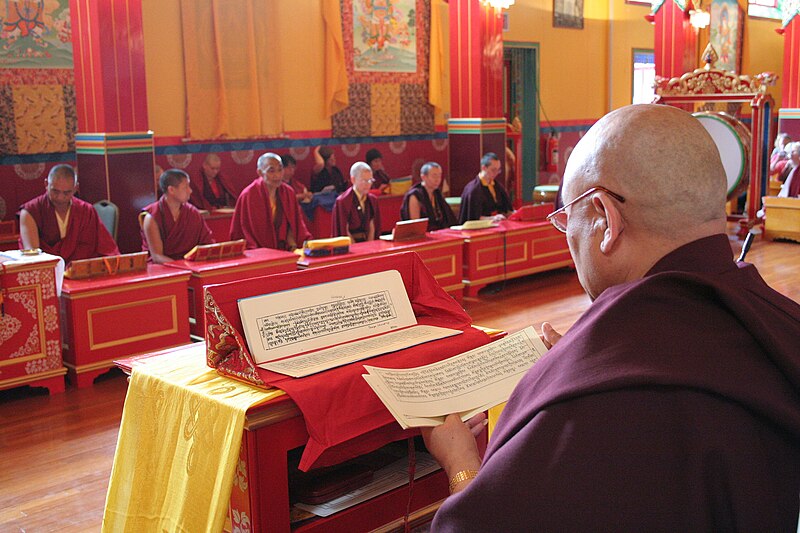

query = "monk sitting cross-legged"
(18, 164), (119, 264)
(141, 169), (215, 264)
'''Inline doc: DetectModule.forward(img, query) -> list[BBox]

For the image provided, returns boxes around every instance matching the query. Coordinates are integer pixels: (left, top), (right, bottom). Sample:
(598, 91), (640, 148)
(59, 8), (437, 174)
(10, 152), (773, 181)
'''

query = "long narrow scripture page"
(363, 326), (547, 428)
(237, 270), (461, 377)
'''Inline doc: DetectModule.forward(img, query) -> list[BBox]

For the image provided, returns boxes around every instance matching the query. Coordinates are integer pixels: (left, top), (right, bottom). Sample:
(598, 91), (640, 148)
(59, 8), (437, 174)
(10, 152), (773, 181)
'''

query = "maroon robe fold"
(141, 197), (215, 260)
(331, 187), (381, 241)
(19, 193), (119, 264)
(230, 179), (311, 250)
(189, 171), (240, 211)
(458, 175), (513, 224)
(433, 234), (800, 532)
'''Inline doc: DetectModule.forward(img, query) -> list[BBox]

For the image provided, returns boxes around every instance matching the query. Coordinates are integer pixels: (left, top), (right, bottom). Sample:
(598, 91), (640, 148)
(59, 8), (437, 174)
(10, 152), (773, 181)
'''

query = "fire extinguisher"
(546, 131), (559, 173)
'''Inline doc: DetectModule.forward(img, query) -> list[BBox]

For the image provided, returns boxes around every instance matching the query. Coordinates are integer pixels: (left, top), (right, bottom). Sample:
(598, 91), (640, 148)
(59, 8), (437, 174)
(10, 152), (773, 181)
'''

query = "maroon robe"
(141, 197), (214, 260)
(458, 175), (513, 224)
(433, 235), (800, 532)
(400, 182), (457, 230)
(189, 170), (240, 211)
(230, 179), (311, 250)
(19, 193), (119, 264)
(785, 166), (800, 197)
(331, 187), (381, 242)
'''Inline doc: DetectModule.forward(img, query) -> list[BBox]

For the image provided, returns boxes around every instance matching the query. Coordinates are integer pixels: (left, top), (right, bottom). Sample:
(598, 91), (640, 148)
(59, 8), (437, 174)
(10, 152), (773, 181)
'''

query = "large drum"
(693, 112), (751, 201)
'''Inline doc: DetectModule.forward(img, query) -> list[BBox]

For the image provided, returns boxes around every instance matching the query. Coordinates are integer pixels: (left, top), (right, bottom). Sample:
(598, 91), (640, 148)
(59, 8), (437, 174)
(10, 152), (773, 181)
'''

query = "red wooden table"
(297, 233), (465, 300)
(203, 209), (234, 242)
(163, 248), (298, 338)
(60, 265), (191, 387)
(437, 220), (572, 297)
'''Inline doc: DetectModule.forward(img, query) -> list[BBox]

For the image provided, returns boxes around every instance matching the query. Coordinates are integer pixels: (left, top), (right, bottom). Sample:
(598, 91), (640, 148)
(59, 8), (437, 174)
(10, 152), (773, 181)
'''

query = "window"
(632, 50), (656, 105)
(748, 0), (781, 20)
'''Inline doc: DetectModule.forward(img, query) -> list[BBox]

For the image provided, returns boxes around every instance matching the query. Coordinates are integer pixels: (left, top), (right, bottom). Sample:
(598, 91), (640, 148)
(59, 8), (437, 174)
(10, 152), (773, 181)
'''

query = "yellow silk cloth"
(102, 352), (284, 532)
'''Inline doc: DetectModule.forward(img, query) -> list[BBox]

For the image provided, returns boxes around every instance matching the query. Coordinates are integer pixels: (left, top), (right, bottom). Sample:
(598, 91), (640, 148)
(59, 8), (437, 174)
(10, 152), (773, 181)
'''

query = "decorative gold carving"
(655, 44), (777, 97)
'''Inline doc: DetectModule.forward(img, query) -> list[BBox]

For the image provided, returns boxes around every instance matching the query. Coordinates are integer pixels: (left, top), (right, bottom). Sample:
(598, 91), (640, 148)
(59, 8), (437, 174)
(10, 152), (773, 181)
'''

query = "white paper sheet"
(363, 326), (548, 428)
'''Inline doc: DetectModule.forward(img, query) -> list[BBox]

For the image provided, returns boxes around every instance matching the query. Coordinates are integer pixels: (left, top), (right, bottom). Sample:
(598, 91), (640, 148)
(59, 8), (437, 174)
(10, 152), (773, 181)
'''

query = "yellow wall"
(141, 0), (785, 137)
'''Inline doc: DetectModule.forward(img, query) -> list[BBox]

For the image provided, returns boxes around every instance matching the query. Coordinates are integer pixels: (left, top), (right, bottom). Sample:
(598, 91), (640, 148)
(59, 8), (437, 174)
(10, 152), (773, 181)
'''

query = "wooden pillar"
(447, 0), (507, 196)
(69, 0), (156, 253)
(652, 0), (697, 79)
(777, 15), (800, 139)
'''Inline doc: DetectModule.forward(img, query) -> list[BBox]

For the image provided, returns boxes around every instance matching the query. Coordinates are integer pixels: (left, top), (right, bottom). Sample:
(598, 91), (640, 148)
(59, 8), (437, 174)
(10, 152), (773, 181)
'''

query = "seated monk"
(189, 153), (240, 210)
(400, 162), (457, 231)
(331, 162), (381, 242)
(365, 148), (391, 193)
(18, 164), (119, 264)
(458, 152), (514, 224)
(230, 152), (312, 251)
(141, 169), (215, 264)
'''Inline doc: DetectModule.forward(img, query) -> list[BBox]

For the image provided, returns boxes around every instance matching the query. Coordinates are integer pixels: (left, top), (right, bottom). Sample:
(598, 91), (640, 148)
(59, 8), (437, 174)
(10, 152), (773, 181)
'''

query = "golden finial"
(702, 43), (719, 70)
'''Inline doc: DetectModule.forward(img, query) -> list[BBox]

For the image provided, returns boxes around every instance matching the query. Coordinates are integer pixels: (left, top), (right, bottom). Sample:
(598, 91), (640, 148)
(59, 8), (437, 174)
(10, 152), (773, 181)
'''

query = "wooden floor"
(1, 229), (798, 532)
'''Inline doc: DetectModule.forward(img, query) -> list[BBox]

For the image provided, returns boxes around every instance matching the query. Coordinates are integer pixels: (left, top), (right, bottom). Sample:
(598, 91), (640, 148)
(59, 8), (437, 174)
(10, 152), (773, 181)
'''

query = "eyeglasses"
(546, 186), (625, 233)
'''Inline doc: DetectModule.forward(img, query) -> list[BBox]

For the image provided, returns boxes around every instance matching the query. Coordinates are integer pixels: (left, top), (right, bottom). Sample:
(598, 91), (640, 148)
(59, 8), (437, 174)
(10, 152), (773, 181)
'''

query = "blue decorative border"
(1, 152), (76, 166)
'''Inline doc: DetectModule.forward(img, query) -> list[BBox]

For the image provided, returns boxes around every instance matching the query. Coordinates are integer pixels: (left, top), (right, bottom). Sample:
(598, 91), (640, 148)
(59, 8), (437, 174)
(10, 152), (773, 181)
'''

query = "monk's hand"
(540, 321), (562, 349)
(421, 413), (484, 480)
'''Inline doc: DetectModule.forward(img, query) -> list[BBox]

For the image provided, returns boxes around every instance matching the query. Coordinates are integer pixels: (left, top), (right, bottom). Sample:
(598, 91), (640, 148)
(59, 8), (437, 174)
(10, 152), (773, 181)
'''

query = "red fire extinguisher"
(546, 131), (559, 173)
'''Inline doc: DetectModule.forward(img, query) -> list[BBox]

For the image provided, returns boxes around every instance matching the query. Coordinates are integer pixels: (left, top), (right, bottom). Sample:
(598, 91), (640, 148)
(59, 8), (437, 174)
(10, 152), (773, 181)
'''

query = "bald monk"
(400, 162), (457, 231)
(230, 152), (311, 251)
(331, 162), (381, 242)
(189, 153), (240, 210)
(424, 104), (800, 531)
(18, 164), (119, 264)
(141, 169), (214, 263)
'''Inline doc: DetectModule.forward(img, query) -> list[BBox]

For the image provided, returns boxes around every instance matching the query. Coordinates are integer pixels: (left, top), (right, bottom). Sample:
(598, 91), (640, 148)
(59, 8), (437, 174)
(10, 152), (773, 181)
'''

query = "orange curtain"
(180, 1), (282, 139)
(428, 0), (446, 114)
(322, 0), (349, 117)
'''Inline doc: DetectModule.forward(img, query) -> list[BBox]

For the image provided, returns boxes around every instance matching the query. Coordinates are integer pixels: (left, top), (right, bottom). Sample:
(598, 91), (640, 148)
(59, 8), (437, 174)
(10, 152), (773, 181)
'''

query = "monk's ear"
(591, 193), (624, 255)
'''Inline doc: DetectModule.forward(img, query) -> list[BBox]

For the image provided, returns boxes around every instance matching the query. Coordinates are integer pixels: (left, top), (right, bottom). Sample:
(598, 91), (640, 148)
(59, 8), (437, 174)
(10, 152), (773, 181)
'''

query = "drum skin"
(693, 111), (751, 201)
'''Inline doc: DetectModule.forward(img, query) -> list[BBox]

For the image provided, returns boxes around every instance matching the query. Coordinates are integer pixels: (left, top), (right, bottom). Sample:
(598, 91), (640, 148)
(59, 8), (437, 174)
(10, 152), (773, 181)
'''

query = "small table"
(437, 220), (572, 296)
(297, 233), (465, 299)
(60, 265), (191, 387)
(164, 248), (299, 338)
(203, 209), (234, 242)
(0, 251), (66, 394)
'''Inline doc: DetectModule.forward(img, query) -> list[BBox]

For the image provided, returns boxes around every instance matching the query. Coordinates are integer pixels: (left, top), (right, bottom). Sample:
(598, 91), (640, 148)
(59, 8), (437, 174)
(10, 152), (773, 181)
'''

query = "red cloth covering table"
(116, 342), (490, 532)
(297, 233), (465, 299)
(163, 248), (298, 338)
(0, 251), (66, 394)
(436, 220), (573, 297)
(60, 264), (191, 387)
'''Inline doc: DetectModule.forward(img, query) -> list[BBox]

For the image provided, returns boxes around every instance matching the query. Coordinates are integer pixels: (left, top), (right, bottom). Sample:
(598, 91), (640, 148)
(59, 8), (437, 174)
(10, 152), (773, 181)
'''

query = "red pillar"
(653, 0), (697, 79)
(69, 0), (156, 253)
(777, 17), (800, 139)
(447, 0), (507, 196)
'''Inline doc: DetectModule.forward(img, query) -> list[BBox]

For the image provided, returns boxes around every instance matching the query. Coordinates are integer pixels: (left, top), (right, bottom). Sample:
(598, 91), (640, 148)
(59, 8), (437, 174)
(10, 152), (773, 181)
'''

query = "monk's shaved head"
(47, 164), (77, 186)
(564, 104), (727, 239)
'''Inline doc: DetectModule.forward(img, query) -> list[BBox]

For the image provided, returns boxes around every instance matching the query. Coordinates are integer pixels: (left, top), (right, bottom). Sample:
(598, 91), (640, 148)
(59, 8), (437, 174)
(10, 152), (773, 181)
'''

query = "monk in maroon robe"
(331, 162), (381, 242)
(189, 153), (240, 210)
(424, 105), (800, 531)
(400, 162), (456, 231)
(18, 164), (119, 264)
(230, 153), (312, 250)
(458, 152), (513, 224)
(141, 169), (214, 263)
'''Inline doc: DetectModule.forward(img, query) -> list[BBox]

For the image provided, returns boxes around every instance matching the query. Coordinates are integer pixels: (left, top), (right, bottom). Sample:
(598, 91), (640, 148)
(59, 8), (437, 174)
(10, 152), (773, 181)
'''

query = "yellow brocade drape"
(322, 0), (350, 117)
(102, 352), (283, 532)
(180, 1), (282, 139)
(428, 0), (446, 114)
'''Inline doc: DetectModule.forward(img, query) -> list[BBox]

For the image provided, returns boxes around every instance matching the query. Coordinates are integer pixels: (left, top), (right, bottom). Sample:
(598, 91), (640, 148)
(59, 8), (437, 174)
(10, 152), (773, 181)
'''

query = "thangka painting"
(353, 0), (417, 73)
(0, 0), (73, 68)
(0, 0), (75, 155)
(709, 0), (743, 73)
(333, 0), (434, 138)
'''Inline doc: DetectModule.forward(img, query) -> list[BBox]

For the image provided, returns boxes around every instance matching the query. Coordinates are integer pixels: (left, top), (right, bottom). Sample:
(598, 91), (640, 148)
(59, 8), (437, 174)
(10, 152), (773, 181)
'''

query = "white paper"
(260, 324), (461, 378)
(239, 270), (417, 364)
(363, 326), (548, 428)
(294, 452), (440, 517)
